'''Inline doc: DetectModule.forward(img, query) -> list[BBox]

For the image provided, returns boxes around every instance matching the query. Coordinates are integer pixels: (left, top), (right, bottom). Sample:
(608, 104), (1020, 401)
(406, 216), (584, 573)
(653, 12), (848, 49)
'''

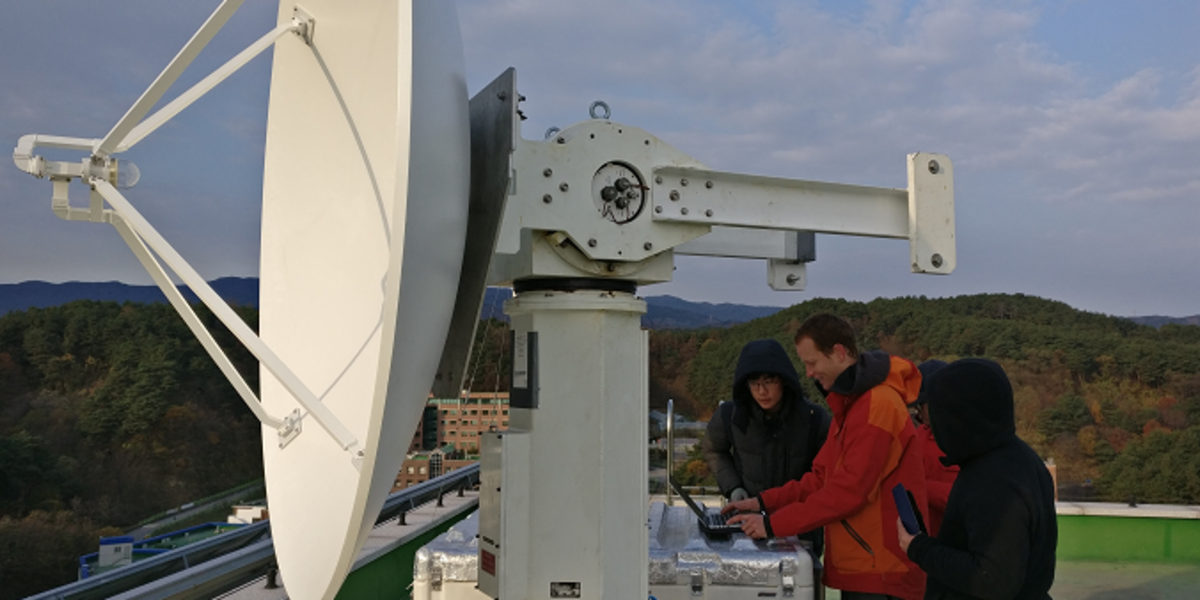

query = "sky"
(1, 0), (1198, 318)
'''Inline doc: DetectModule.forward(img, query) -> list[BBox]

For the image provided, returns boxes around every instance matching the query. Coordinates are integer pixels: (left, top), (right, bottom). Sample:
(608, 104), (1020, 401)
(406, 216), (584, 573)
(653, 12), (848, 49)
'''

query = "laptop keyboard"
(706, 513), (730, 527)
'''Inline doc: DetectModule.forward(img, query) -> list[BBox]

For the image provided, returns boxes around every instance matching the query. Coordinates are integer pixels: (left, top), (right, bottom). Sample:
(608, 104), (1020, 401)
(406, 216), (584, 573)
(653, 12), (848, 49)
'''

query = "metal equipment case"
(413, 503), (818, 600)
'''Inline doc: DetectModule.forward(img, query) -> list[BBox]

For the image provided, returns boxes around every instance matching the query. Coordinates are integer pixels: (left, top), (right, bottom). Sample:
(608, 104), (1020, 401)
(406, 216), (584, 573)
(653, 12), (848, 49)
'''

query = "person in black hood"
(703, 338), (830, 553)
(898, 358), (1057, 600)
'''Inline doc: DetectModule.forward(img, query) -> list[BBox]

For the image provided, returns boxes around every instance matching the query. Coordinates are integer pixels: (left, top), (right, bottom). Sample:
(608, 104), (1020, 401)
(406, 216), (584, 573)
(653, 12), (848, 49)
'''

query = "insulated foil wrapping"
(412, 503), (814, 589)
(414, 512), (482, 583)
(647, 501), (809, 587)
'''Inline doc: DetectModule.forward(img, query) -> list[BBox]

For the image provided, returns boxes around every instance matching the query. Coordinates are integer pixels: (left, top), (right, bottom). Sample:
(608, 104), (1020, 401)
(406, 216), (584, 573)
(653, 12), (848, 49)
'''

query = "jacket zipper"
(840, 519), (874, 557)
(834, 395), (876, 565)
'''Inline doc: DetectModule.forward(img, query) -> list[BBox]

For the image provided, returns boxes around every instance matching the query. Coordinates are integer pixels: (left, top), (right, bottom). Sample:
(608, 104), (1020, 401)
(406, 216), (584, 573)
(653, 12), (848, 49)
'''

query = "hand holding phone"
(892, 483), (922, 535)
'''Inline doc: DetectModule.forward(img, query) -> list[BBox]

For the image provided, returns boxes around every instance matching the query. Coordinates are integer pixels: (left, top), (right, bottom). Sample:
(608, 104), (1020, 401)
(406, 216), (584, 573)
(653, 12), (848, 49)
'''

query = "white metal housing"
(479, 291), (650, 600)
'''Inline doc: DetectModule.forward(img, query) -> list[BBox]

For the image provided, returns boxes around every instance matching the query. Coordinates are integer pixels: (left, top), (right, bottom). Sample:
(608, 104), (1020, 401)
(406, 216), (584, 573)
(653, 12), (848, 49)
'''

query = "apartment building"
(394, 392), (509, 489)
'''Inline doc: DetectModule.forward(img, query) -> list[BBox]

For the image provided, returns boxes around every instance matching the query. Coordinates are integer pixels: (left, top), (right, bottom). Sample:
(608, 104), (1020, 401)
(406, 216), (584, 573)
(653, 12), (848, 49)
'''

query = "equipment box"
(647, 501), (817, 600)
(413, 503), (818, 600)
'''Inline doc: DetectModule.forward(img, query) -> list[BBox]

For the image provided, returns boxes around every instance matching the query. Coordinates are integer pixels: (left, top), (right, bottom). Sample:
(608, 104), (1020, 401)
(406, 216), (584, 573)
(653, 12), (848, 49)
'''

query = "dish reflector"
(259, 1), (468, 597)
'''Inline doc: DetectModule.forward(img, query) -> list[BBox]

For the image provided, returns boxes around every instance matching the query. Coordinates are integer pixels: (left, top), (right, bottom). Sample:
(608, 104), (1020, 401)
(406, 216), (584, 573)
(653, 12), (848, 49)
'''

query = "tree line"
(2, 293), (1199, 596)
(0, 301), (264, 597)
(652, 294), (1200, 505)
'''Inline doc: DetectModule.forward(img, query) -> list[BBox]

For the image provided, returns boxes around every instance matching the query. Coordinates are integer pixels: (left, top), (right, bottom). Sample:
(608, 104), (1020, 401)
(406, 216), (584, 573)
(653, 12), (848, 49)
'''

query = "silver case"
(412, 504), (818, 600)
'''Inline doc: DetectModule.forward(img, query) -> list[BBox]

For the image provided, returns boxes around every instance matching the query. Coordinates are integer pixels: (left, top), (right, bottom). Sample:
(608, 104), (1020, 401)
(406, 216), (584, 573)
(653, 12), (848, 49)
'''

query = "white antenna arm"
(117, 16), (310, 153)
(90, 179), (363, 460)
(650, 153), (956, 275)
(94, 0), (246, 158)
(110, 214), (287, 432)
(13, 135), (95, 177)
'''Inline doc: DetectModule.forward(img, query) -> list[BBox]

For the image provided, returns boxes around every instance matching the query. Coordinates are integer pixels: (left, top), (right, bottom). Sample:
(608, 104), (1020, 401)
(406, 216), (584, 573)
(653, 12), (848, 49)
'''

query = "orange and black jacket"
(758, 351), (928, 600)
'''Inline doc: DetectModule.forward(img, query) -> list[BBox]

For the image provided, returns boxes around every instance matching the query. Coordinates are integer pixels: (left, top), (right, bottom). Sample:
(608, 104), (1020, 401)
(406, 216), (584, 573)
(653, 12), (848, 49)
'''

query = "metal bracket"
(430, 565), (444, 592)
(690, 572), (704, 596)
(782, 575), (795, 598)
(278, 409), (303, 449)
(768, 260), (806, 291)
(292, 6), (315, 45)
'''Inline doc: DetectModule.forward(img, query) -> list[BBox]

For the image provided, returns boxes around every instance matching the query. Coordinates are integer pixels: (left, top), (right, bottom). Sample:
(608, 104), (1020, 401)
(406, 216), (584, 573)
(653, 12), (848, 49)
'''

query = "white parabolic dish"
(259, 1), (469, 597)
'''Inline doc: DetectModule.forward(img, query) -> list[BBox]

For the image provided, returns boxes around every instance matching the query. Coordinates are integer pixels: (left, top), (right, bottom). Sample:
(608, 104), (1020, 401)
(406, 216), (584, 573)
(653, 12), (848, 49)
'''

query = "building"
(394, 392), (509, 490)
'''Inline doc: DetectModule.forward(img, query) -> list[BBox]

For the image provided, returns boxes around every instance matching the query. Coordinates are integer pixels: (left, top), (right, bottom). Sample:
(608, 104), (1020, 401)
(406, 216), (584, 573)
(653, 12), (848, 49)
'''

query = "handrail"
(666, 398), (674, 507)
(27, 465), (481, 600)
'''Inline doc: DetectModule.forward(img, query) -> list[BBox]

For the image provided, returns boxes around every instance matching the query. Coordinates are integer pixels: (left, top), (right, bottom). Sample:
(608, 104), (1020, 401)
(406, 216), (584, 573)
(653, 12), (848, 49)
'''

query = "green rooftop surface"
(140, 524), (243, 550)
(822, 562), (1200, 600)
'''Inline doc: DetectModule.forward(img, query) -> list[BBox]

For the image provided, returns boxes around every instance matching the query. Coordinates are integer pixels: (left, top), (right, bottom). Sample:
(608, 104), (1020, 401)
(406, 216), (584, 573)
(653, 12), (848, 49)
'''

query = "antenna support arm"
(649, 152), (955, 274)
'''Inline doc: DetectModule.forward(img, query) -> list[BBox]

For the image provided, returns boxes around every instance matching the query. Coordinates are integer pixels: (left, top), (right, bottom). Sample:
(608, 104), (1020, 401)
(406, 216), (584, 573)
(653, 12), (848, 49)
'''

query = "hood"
(730, 339), (804, 413)
(826, 350), (920, 418)
(912, 359), (949, 407)
(829, 350), (920, 397)
(925, 358), (1018, 466)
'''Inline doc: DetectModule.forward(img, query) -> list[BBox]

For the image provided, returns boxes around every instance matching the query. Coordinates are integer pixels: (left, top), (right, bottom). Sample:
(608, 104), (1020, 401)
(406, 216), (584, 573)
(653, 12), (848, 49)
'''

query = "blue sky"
(2, 0), (1198, 318)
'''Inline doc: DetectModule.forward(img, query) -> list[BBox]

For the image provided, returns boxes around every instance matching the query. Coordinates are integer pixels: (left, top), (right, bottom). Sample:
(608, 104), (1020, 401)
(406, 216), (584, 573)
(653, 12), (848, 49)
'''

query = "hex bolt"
(786, 274), (800, 286)
(543, 194), (553, 204)
(655, 175), (663, 184)
(705, 209), (713, 217)
(559, 182), (569, 192)
(655, 206), (663, 214)
(681, 207), (689, 215)
(705, 180), (714, 189)
(644, 242), (653, 251)
(931, 253), (944, 268)
(588, 238), (598, 247)
(556, 137), (565, 144)
(669, 190), (680, 201)
(680, 178), (689, 187)
(928, 160), (940, 174)
(543, 168), (553, 177)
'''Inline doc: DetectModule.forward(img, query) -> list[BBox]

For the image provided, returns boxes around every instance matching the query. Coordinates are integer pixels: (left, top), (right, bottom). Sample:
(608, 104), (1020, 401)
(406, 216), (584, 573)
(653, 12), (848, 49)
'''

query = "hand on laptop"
(727, 512), (767, 538)
(720, 497), (759, 515)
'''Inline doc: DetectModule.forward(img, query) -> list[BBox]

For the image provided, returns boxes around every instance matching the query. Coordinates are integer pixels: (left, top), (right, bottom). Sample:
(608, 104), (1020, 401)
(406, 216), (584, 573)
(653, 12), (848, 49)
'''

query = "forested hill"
(0, 301), (263, 598)
(651, 294), (1200, 506)
(1, 293), (1199, 595)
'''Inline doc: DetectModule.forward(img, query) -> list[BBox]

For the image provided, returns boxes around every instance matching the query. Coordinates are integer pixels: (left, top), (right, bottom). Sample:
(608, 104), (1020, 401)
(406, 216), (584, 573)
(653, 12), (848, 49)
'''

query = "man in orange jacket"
(725, 313), (928, 600)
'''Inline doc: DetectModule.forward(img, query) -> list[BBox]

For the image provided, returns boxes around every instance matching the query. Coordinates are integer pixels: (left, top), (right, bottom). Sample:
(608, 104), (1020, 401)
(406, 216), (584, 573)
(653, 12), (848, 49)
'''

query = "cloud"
(461, 0), (1198, 207)
(1, 0), (1197, 316)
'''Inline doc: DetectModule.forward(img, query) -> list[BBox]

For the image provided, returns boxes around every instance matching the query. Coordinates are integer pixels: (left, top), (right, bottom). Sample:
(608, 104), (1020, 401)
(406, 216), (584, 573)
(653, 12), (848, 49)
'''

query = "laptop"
(668, 477), (744, 536)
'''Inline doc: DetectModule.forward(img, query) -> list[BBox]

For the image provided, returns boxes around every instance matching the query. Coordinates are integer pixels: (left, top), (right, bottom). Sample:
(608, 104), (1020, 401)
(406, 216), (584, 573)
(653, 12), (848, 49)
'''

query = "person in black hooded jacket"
(898, 358), (1057, 600)
(702, 338), (830, 553)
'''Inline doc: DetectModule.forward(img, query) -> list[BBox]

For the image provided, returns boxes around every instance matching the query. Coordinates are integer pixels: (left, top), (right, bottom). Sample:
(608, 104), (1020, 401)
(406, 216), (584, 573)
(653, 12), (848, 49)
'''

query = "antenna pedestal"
(479, 288), (648, 600)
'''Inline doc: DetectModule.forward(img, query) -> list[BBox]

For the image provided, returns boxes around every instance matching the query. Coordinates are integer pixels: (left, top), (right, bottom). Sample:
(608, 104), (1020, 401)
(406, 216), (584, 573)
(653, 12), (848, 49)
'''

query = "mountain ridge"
(0, 279), (788, 329)
(3, 279), (1196, 328)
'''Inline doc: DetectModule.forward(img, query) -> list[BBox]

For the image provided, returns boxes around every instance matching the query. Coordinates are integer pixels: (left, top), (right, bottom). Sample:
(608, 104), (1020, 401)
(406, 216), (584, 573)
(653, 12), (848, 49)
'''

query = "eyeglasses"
(747, 375), (781, 391)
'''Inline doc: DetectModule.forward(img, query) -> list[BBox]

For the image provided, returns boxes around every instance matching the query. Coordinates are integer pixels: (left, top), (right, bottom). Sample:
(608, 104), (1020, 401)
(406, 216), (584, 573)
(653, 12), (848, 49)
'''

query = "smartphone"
(892, 483), (921, 535)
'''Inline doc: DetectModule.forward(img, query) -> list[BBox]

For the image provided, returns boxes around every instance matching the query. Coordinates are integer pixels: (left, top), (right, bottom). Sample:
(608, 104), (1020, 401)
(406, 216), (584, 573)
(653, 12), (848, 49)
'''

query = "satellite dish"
(259, 0), (468, 597)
